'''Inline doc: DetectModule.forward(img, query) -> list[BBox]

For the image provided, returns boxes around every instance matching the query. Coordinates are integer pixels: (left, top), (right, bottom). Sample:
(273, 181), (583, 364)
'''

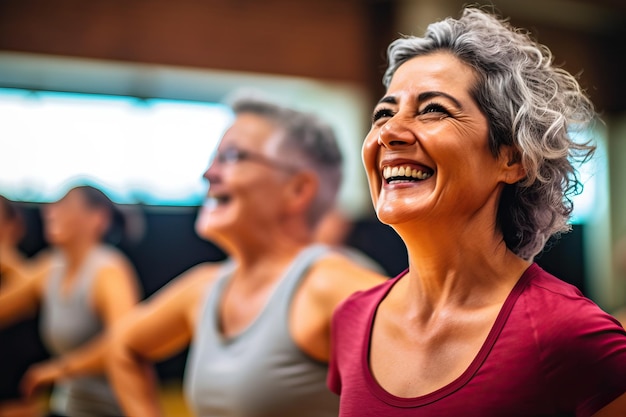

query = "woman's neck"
(394, 215), (530, 315)
(59, 239), (99, 272)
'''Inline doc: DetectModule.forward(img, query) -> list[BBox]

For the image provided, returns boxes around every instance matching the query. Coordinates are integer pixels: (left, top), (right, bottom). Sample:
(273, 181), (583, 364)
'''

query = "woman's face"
(195, 113), (297, 241)
(43, 189), (98, 245)
(363, 52), (515, 227)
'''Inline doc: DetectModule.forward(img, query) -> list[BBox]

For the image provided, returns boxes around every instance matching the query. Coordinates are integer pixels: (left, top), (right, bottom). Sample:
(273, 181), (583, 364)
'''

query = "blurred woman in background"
(0, 185), (141, 417)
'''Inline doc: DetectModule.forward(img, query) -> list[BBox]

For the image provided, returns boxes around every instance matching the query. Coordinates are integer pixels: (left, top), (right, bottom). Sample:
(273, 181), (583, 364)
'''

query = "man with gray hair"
(107, 97), (386, 417)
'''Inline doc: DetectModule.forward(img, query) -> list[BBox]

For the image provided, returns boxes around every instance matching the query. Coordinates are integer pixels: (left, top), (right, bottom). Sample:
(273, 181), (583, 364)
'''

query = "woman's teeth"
(383, 165), (432, 181)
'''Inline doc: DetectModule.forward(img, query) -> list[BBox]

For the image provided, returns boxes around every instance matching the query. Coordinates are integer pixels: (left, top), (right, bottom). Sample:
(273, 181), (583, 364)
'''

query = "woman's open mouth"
(382, 165), (433, 184)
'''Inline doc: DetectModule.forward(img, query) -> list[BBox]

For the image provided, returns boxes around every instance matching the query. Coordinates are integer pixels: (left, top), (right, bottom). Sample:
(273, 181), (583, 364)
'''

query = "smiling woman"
(364, 51), (503, 230)
(328, 6), (626, 417)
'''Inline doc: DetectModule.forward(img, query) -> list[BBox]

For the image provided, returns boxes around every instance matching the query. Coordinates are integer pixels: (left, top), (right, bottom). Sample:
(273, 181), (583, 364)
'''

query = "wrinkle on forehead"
(387, 52), (478, 102)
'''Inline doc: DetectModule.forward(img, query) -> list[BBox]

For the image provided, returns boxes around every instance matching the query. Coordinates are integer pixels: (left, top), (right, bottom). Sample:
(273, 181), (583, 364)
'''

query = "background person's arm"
(0, 255), (48, 327)
(592, 392), (626, 417)
(108, 263), (218, 417)
(20, 257), (141, 396)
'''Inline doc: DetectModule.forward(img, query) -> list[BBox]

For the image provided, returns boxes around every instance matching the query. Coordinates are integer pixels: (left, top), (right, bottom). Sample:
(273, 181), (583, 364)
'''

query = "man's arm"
(107, 263), (219, 417)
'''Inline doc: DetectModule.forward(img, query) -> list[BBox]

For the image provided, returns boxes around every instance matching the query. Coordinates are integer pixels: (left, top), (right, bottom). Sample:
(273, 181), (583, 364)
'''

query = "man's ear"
(283, 171), (319, 216)
(500, 146), (526, 184)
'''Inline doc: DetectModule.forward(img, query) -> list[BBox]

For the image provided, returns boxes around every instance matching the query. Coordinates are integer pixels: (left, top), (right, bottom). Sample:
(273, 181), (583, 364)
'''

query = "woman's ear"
(283, 171), (319, 217)
(500, 146), (526, 184)
(92, 207), (112, 240)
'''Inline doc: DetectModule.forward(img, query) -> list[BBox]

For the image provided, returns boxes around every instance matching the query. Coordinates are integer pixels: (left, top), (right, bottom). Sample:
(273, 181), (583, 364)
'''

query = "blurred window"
(0, 88), (232, 205)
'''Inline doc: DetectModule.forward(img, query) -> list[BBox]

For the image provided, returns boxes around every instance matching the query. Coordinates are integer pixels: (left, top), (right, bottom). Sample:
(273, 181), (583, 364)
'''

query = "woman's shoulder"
(90, 245), (138, 280)
(518, 264), (625, 345)
(512, 266), (626, 414)
(521, 264), (600, 316)
(523, 263), (586, 299)
(94, 244), (129, 263)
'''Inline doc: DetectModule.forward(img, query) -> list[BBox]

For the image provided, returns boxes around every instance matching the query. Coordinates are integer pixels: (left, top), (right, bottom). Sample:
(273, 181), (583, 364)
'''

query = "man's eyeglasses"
(213, 147), (298, 173)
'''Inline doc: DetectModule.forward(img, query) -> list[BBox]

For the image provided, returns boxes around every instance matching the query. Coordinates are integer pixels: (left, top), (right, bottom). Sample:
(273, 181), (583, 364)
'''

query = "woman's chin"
(375, 202), (416, 226)
(194, 221), (223, 241)
(44, 231), (64, 246)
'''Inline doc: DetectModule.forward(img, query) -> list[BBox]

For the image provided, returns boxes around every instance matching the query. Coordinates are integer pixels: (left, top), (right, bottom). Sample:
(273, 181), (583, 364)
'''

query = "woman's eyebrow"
(418, 91), (463, 109)
(377, 95), (397, 106)
(377, 92), (463, 109)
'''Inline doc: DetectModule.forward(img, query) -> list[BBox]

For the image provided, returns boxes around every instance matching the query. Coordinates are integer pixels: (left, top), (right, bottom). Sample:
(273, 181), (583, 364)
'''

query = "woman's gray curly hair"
(383, 7), (597, 260)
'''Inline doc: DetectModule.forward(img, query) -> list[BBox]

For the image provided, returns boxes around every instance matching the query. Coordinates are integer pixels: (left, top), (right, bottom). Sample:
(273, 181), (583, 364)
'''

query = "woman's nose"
(377, 119), (417, 149)
(202, 165), (214, 182)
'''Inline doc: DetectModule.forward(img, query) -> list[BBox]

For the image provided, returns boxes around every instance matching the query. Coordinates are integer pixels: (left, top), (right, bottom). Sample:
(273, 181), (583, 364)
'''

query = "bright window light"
(0, 88), (233, 205)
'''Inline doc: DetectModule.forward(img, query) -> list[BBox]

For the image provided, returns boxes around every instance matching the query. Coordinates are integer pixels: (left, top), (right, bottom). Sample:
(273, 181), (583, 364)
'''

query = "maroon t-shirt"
(328, 264), (626, 417)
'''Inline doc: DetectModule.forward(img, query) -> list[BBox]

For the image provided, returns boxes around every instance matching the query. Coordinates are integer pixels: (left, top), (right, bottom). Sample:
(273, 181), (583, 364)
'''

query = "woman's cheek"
(362, 130), (381, 204)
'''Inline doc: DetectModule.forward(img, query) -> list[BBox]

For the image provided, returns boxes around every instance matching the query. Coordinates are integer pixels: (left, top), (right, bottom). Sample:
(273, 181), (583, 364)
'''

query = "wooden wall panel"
(1, 0), (622, 111)
(0, 0), (373, 84)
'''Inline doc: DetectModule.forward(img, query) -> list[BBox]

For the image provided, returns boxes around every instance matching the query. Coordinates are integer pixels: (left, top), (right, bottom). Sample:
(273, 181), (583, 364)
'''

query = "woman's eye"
(420, 103), (450, 116)
(372, 108), (394, 123)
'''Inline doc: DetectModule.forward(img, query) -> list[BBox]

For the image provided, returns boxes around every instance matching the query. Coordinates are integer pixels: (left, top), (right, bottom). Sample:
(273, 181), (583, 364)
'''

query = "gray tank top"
(184, 244), (340, 417)
(41, 245), (124, 417)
